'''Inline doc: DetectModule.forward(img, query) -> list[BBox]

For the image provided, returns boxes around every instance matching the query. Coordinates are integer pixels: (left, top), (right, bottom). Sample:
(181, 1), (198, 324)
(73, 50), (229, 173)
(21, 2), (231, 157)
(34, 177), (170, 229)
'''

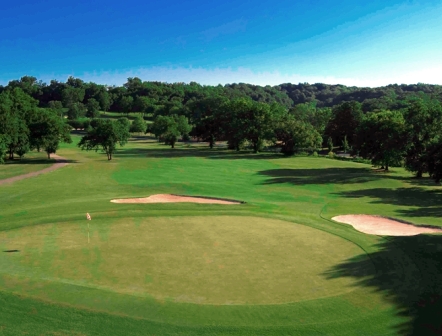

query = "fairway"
(0, 216), (363, 304)
(1, 138), (442, 335)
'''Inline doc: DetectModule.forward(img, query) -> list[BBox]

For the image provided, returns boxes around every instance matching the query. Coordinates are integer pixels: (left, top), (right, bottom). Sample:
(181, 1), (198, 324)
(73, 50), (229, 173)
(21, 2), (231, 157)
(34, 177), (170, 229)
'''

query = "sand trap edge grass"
(332, 214), (442, 236)
(110, 194), (244, 204)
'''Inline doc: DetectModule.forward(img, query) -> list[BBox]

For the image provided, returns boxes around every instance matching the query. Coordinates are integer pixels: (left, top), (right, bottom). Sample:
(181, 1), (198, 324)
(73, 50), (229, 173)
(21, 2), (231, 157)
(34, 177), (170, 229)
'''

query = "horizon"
(1, 1), (442, 88)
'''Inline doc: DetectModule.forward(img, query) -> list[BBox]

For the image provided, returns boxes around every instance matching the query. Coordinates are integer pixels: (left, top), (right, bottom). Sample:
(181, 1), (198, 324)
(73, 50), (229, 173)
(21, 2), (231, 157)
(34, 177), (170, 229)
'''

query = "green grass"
(0, 216), (363, 305)
(0, 135), (441, 335)
(0, 151), (54, 180)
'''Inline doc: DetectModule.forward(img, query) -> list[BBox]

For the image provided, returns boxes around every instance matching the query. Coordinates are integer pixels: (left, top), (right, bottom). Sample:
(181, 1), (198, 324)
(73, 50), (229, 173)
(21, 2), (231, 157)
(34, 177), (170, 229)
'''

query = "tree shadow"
(335, 187), (442, 218)
(258, 167), (380, 185)
(115, 147), (285, 160)
(4, 158), (78, 165)
(323, 234), (442, 335)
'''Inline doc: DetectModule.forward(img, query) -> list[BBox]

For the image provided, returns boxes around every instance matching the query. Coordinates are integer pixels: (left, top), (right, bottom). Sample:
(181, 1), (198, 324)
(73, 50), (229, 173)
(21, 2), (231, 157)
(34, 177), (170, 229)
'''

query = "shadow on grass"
(114, 147), (284, 160)
(323, 235), (442, 335)
(335, 187), (442, 218)
(258, 167), (380, 185)
(4, 158), (78, 165)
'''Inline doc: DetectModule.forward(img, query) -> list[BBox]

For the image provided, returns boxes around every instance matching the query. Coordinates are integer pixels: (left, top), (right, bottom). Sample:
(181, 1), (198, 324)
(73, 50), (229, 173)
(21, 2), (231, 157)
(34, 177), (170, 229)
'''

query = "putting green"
(0, 216), (369, 305)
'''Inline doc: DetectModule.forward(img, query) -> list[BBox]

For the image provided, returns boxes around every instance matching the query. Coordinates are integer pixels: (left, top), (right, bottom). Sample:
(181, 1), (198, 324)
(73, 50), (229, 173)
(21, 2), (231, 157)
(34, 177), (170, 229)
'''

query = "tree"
(0, 135), (7, 163)
(149, 115), (171, 139)
(342, 135), (349, 153)
(96, 89), (111, 112)
(116, 117), (130, 132)
(174, 115), (191, 140)
(86, 98), (100, 118)
(0, 87), (37, 159)
(354, 110), (406, 171)
(78, 119), (130, 160)
(129, 115), (146, 134)
(163, 124), (181, 148)
(119, 96), (133, 115)
(325, 101), (363, 147)
(189, 96), (227, 148)
(29, 110), (72, 158)
(7, 76), (43, 100)
(224, 98), (276, 153)
(48, 100), (64, 118)
(150, 115), (181, 148)
(327, 137), (334, 152)
(15, 142), (30, 159)
(427, 139), (442, 184)
(403, 97), (442, 178)
(67, 103), (86, 120)
(62, 86), (85, 107)
(274, 114), (322, 156)
(133, 96), (155, 117)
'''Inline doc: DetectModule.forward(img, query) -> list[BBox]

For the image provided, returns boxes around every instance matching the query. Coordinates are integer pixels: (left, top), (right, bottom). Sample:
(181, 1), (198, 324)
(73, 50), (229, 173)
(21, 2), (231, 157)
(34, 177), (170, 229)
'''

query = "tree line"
(2, 76), (442, 116)
(1, 76), (441, 183)
(0, 87), (71, 163)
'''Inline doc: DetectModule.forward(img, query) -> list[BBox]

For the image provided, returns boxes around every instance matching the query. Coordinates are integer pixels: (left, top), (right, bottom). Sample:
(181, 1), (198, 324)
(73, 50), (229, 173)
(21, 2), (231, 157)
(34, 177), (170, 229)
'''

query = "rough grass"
(0, 151), (53, 180)
(0, 136), (441, 335)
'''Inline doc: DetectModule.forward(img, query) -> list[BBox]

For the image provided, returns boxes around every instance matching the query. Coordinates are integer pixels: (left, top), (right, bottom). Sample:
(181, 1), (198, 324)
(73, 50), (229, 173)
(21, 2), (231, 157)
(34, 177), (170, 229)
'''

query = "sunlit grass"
(0, 134), (441, 334)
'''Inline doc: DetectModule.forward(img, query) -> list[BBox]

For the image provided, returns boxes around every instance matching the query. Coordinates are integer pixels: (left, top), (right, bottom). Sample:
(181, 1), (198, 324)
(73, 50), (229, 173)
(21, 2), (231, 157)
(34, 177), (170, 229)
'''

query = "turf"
(0, 216), (363, 305)
(0, 151), (53, 180)
(0, 136), (441, 335)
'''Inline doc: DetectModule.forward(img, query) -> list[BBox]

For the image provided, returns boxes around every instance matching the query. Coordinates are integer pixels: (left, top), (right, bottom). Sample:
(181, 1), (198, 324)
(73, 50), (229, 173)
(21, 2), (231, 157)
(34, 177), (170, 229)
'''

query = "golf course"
(0, 135), (441, 335)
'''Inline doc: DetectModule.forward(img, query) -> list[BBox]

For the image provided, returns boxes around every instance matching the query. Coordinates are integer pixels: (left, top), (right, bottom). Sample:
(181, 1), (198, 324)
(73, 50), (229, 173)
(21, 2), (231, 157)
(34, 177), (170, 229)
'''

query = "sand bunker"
(332, 215), (442, 236)
(110, 194), (242, 204)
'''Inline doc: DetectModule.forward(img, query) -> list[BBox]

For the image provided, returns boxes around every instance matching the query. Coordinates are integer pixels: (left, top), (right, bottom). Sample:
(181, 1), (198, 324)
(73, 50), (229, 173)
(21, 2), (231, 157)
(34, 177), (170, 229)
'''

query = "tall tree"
(130, 115), (146, 134)
(427, 139), (442, 183)
(96, 89), (111, 112)
(0, 88), (38, 159)
(325, 101), (363, 147)
(224, 98), (277, 153)
(403, 97), (442, 177)
(78, 119), (130, 160)
(86, 98), (101, 118)
(274, 114), (322, 156)
(150, 115), (182, 148)
(134, 96), (155, 117)
(48, 100), (64, 118)
(67, 103), (86, 120)
(119, 96), (134, 115)
(189, 96), (227, 148)
(174, 115), (191, 141)
(62, 86), (85, 107)
(0, 134), (7, 163)
(354, 110), (406, 171)
(29, 110), (72, 158)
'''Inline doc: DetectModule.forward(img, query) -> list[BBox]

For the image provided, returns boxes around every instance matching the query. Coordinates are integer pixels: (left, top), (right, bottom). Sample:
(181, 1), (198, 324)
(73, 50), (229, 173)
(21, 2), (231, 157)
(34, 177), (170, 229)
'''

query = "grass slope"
(0, 136), (441, 335)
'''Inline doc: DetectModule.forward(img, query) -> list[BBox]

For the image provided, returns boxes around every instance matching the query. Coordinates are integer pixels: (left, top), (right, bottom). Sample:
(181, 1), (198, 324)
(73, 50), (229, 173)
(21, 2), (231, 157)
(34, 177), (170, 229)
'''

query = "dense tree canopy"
(129, 115), (146, 134)
(78, 119), (130, 160)
(354, 110), (406, 170)
(403, 97), (442, 177)
(2, 74), (442, 184)
(325, 101), (363, 147)
(28, 109), (72, 158)
(274, 114), (322, 156)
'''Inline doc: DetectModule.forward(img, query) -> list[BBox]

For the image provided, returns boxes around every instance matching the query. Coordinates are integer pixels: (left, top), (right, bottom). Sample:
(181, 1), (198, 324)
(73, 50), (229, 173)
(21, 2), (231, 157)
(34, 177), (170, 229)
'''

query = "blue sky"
(1, 0), (442, 87)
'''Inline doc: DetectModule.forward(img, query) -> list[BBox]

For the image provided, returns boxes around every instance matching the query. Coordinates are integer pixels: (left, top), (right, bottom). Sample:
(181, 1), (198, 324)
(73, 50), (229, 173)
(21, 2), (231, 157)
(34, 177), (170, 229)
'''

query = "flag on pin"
(86, 213), (91, 220)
